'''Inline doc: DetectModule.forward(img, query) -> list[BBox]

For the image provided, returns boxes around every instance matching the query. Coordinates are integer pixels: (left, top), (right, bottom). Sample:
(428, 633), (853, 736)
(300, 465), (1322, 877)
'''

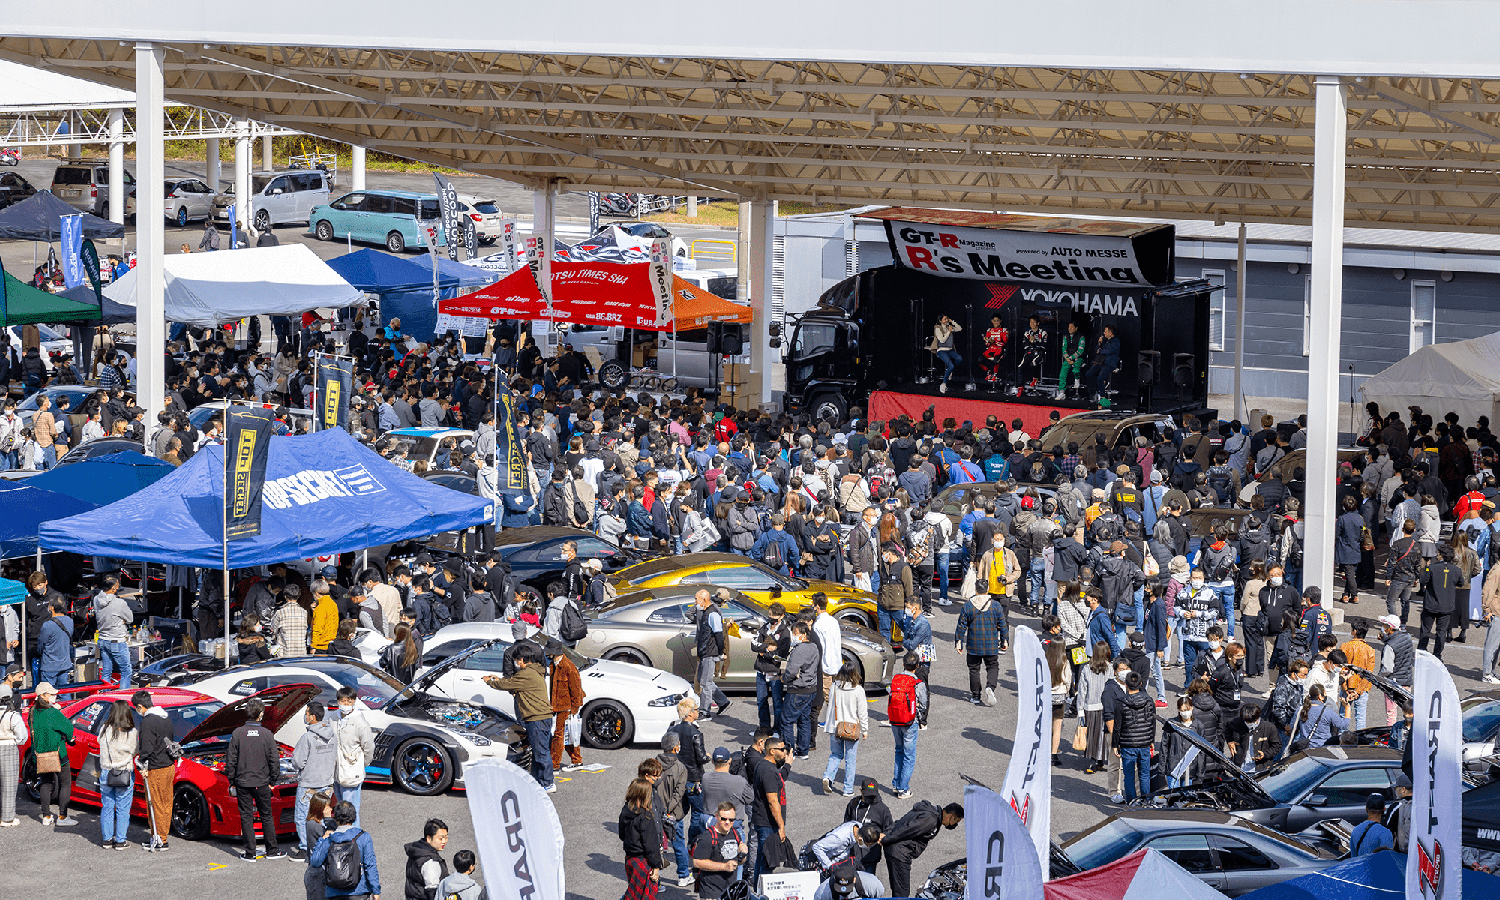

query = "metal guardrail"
(691, 238), (737, 262)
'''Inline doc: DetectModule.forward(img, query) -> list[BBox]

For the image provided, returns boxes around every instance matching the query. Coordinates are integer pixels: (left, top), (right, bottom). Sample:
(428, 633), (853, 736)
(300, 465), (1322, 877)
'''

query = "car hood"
(802, 580), (876, 604)
(841, 621), (892, 651)
(1158, 718), (1274, 805)
(1348, 666), (1412, 706)
(400, 638), (501, 701)
(181, 682), (319, 745)
(584, 656), (693, 695)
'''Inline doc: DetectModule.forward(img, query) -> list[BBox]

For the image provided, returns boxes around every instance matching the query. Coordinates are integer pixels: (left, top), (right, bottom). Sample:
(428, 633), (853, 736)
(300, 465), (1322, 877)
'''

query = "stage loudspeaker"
(720, 325), (745, 356)
(1173, 353), (1195, 386)
(1137, 350), (1160, 385)
(706, 322), (723, 354)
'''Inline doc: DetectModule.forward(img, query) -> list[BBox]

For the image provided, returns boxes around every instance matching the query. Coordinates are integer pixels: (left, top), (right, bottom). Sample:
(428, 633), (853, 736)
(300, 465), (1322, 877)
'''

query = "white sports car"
(413, 622), (698, 750)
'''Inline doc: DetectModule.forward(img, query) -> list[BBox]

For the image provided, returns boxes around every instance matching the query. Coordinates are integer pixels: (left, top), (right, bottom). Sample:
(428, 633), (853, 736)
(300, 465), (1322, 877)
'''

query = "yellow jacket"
(309, 595), (339, 651)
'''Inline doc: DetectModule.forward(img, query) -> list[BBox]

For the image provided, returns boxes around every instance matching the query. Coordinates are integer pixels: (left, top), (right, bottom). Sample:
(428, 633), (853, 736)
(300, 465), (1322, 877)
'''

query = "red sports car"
(22, 682), (316, 841)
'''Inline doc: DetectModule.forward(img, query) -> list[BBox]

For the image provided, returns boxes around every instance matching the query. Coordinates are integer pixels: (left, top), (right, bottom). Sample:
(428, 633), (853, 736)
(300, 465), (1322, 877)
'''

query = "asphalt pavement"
(1, 580), (1487, 900)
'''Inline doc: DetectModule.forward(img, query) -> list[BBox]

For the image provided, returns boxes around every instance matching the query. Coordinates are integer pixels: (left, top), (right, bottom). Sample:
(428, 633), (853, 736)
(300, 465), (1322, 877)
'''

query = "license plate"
(65, 189), (81, 197)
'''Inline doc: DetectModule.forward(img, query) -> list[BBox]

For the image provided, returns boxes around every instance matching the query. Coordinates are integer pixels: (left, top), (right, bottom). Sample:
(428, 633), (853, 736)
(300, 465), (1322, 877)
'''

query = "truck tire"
(599, 359), (628, 390)
(811, 392), (847, 423)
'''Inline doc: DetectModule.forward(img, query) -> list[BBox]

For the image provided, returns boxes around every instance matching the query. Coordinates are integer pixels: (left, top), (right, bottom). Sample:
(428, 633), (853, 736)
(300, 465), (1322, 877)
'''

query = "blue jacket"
(1085, 607), (1114, 657)
(1142, 596), (1170, 653)
(626, 500), (652, 537)
(309, 826), (380, 897)
(38, 615), (73, 675)
(982, 456), (1008, 482)
(750, 529), (800, 575)
(955, 596), (1006, 656)
(902, 611), (934, 657)
(500, 489), (533, 529)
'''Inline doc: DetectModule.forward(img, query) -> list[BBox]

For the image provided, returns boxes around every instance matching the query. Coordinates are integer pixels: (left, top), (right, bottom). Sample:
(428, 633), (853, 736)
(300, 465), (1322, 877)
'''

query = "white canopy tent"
(103, 244), (364, 327)
(1360, 332), (1500, 429)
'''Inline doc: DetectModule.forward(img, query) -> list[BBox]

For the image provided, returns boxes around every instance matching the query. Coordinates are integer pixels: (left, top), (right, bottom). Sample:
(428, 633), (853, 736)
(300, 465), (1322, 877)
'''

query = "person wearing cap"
(844, 778), (893, 874)
(751, 514), (798, 577)
(1377, 614), (1415, 723)
(813, 857), (884, 900)
(1348, 793), (1394, 856)
(30, 682), (77, 826)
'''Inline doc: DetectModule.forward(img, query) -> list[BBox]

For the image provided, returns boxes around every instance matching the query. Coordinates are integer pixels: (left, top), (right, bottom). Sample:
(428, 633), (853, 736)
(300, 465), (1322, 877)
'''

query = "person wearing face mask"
(1258, 565), (1299, 683)
(1161, 696), (1201, 787)
(1175, 568), (1222, 685)
(1188, 625), (1227, 684)
(1099, 659), (1134, 802)
(805, 506), (843, 582)
(1206, 642), (1247, 722)
(331, 686), (374, 824)
(1268, 659), (1310, 760)
(1224, 702), (1282, 773)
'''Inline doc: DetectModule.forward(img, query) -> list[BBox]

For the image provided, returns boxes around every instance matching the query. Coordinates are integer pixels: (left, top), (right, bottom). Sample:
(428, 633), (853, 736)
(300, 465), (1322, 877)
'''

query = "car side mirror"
(770, 586), (782, 598)
(1305, 794), (1328, 808)
(271, 188), (284, 195)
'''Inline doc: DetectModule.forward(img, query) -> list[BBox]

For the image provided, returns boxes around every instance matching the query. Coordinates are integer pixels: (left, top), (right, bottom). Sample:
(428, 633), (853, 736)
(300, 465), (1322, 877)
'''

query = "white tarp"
(1360, 331), (1500, 429)
(104, 244), (364, 327)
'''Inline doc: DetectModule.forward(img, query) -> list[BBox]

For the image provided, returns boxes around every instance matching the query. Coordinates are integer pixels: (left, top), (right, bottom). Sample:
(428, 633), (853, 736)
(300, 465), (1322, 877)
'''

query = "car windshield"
(299, 660), (403, 710)
(472, 200), (499, 214)
(1257, 756), (1328, 803)
(385, 434), (439, 463)
(163, 701), (225, 742)
(1062, 819), (1140, 871)
(621, 556), (696, 586)
(251, 175), (273, 193)
(1461, 697), (1500, 742)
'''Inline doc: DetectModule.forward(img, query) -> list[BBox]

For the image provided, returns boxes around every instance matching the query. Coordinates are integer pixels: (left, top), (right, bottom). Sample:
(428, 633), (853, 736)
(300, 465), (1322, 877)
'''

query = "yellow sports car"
(609, 552), (885, 632)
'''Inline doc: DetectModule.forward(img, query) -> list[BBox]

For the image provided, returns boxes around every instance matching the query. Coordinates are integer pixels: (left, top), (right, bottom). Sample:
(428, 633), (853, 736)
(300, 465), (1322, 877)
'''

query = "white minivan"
(213, 169), (330, 230)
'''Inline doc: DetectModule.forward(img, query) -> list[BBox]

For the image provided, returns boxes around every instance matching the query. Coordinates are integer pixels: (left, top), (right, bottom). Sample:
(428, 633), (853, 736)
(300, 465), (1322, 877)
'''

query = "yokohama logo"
(985, 284), (1019, 308)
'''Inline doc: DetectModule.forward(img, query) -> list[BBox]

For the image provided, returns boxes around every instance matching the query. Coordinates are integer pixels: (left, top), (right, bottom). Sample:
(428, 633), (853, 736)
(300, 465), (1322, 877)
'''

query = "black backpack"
(1092, 512), (1123, 544)
(763, 535), (785, 571)
(1171, 460), (1202, 492)
(1207, 465), (1233, 505)
(559, 601), (589, 642)
(323, 831), (364, 891)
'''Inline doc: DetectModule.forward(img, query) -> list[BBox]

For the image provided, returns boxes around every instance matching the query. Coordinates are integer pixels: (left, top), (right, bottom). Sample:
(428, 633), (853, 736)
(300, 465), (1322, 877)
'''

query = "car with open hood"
(584, 584), (896, 693)
(609, 551), (881, 631)
(167, 651), (527, 796)
(1129, 718), (1406, 833)
(21, 682), (315, 841)
(1344, 667), (1500, 776)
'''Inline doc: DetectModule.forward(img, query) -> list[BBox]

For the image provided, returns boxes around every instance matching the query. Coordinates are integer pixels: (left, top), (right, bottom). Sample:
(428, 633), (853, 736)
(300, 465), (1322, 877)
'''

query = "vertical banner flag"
(1000, 625), (1052, 876)
(499, 219), (517, 273)
(588, 191), (600, 235)
(79, 239), (103, 300)
(965, 784), (1044, 900)
(433, 173), (462, 261)
(59, 213), (84, 288)
(314, 357), (353, 430)
(224, 406), (276, 540)
(649, 238), (674, 326)
(494, 389), (530, 494)
(227, 203), (238, 252)
(526, 235), (554, 311)
(1407, 650), (1462, 900)
(465, 759), (565, 900)
(465, 213), (479, 259)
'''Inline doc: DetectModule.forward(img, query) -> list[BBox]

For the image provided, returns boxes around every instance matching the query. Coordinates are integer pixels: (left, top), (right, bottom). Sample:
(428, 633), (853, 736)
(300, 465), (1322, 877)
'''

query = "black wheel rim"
(586, 705), (626, 745)
(173, 787), (205, 837)
(816, 401), (841, 420)
(600, 362), (626, 390)
(255, 211), (269, 230)
(398, 740), (446, 791)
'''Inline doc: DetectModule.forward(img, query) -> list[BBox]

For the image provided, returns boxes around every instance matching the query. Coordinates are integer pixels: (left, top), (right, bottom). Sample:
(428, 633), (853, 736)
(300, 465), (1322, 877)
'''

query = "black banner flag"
(225, 406), (276, 540)
(434, 173), (462, 262)
(315, 357), (353, 430)
(493, 389), (530, 495)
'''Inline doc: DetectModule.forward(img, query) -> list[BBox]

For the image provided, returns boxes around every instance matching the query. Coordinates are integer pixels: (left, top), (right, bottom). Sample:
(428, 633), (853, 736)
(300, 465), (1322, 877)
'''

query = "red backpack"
(888, 673), (919, 726)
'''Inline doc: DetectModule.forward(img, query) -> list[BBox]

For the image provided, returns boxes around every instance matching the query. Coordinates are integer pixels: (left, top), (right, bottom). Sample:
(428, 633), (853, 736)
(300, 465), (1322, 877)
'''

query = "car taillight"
(469, 213), (482, 221)
(89, 187), (97, 198)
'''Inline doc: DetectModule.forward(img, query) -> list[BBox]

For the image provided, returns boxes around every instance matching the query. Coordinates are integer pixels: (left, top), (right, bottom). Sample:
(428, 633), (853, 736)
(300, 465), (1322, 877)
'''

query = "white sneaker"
(1484, 674), (1500, 684)
(939, 383), (948, 394)
(982, 687), (997, 707)
(544, 784), (557, 794)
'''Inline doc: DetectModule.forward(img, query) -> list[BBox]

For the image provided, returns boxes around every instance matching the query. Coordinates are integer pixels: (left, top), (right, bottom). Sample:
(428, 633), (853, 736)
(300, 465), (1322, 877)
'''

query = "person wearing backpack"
(1278, 503), (1307, 593)
(751, 514), (799, 576)
(309, 800), (380, 899)
(545, 582), (589, 649)
(435, 849), (488, 900)
(1206, 450), (1239, 507)
(1199, 523), (1239, 639)
(888, 653), (928, 800)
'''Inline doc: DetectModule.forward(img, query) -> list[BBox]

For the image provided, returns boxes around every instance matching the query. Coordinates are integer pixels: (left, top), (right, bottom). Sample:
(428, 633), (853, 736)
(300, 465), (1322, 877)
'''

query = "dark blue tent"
(38, 428), (491, 568)
(0, 480), (100, 559)
(322, 248), (495, 342)
(1237, 850), (1500, 900)
(26, 451), (172, 505)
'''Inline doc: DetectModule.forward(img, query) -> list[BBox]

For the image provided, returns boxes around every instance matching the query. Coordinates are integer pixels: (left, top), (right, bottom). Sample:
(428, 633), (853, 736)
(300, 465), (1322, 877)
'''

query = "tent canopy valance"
(1, 263), (101, 326)
(103, 243), (364, 327)
(38, 428), (492, 568)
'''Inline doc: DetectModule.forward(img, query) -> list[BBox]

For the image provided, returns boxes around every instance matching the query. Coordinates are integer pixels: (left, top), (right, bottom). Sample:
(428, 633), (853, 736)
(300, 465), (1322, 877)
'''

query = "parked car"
(13, 384), (99, 427)
(1037, 410), (1177, 454)
(55, 437), (145, 467)
(0, 170), (37, 208)
(187, 400), (312, 434)
(309, 190), (447, 253)
(51, 159), (136, 218)
(586, 584), (896, 690)
(482, 526), (651, 600)
(412, 625), (696, 750)
(610, 551), (882, 632)
(6, 323), (73, 372)
(21, 682), (314, 841)
(604, 221), (690, 258)
(383, 427), (475, 470)
(212, 169), (331, 230)
(180, 652), (526, 796)
(458, 195), (504, 243)
(1132, 719), (1406, 832)
(1345, 668), (1500, 776)
(163, 178), (218, 226)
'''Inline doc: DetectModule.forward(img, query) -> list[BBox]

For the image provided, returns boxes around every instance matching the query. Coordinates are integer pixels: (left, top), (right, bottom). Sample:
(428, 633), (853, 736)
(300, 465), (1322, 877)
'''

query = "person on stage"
(1085, 324), (1122, 404)
(980, 316), (1009, 385)
(929, 315), (962, 394)
(1058, 320), (1086, 399)
(1018, 316), (1047, 392)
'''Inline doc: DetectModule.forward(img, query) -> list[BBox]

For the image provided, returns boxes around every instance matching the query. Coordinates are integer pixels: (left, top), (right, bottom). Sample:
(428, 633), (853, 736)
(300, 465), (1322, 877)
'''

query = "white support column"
(746, 195), (775, 408)
(106, 109), (125, 226)
(262, 133), (273, 171)
(1305, 75), (1347, 610)
(233, 121), (250, 232)
(205, 137), (221, 192)
(135, 44), (167, 447)
(350, 145), (366, 191)
(1232, 222), (1247, 422)
(736, 201), (751, 304)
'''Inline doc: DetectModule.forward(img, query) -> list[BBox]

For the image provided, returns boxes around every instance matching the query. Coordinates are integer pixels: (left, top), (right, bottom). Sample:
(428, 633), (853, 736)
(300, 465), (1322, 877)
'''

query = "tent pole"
(223, 435), (232, 666)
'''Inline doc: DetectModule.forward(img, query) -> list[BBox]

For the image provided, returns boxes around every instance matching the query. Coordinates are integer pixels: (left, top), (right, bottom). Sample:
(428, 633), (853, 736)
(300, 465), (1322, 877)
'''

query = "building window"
(1302, 275), (1312, 357)
(1411, 280), (1436, 353)
(1203, 269), (1226, 351)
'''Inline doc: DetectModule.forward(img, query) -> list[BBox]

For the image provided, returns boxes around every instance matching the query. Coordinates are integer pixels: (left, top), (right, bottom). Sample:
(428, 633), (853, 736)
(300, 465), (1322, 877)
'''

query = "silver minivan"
(213, 169), (330, 230)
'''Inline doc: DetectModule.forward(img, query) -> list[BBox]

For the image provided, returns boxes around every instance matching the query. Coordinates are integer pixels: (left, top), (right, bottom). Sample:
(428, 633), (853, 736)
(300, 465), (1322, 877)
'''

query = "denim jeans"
(40, 445), (57, 470)
(97, 639), (131, 688)
(1120, 746), (1151, 800)
(1028, 557), (1047, 608)
(756, 671), (784, 732)
(877, 606), (907, 645)
(891, 723), (918, 792)
(670, 814), (691, 879)
(755, 825), (779, 883)
(1484, 616), (1500, 678)
(1213, 583), (1236, 638)
(936, 551), (950, 600)
(696, 656), (722, 715)
(336, 782), (363, 825)
(935, 349), (961, 381)
(40, 668), (71, 689)
(99, 781), (133, 842)
(295, 783), (330, 849)
(0, 450), (13, 471)
(1151, 653), (1167, 703)
(780, 691), (816, 756)
(1350, 692), (1369, 730)
(524, 718), (555, 787)
(1181, 639), (1207, 686)
(823, 736), (859, 795)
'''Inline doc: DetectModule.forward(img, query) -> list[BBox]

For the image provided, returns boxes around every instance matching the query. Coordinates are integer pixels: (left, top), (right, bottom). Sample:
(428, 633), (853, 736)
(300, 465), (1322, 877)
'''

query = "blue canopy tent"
(323, 248), (495, 343)
(25, 451), (173, 506)
(0, 578), (24, 606)
(38, 428), (492, 568)
(0, 480), (101, 559)
(1237, 851), (1500, 900)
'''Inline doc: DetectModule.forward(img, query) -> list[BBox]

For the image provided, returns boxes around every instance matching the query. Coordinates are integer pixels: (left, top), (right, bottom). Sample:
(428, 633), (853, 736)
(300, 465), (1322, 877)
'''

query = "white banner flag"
(649, 238), (673, 326)
(1407, 650), (1463, 900)
(965, 784), (1044, 900)
(999, 626), (1052, 876)
(465, 759), (565, 900)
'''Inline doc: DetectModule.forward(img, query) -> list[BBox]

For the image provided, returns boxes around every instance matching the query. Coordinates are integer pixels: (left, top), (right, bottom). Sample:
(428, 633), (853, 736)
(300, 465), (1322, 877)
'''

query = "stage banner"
(649, 238), (673, 326)
(999, 625), (1052, 877)
(314, 357), (353, 430)
(494, 389), (529, 493)
(224, 406), (276, 540)
(433, 173), (463, 262)
(884, 218), (1169, 286)
(465, 759), (565, 900)
(965, 784), (1044, 900)
(1407, 650), (1463, 900)
(60, 214), (84, 288)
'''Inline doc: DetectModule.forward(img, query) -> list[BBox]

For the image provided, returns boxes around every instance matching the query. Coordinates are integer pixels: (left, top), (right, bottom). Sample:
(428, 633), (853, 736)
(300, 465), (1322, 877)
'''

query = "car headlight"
(457, 732), (491, 746)
(649, 692), (686, 708)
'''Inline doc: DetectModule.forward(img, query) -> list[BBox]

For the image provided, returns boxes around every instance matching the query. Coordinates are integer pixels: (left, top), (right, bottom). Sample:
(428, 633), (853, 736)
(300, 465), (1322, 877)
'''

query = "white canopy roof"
(1360, 332), (1500, 429)
(104, 244), (364, 327)
(0, 59), (132, 110)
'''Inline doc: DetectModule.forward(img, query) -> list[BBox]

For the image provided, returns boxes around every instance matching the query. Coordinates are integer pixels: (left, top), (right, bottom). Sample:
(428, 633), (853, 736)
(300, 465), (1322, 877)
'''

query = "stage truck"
(782, 209), (1218, 435)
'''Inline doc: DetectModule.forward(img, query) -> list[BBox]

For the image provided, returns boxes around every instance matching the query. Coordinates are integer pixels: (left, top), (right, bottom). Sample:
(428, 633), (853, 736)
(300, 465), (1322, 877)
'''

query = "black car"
(57, 437), (145, 467)
(483, 526), (652, 599)
(1132, 719), (1406, 832)
(0, 171), (36, 208)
